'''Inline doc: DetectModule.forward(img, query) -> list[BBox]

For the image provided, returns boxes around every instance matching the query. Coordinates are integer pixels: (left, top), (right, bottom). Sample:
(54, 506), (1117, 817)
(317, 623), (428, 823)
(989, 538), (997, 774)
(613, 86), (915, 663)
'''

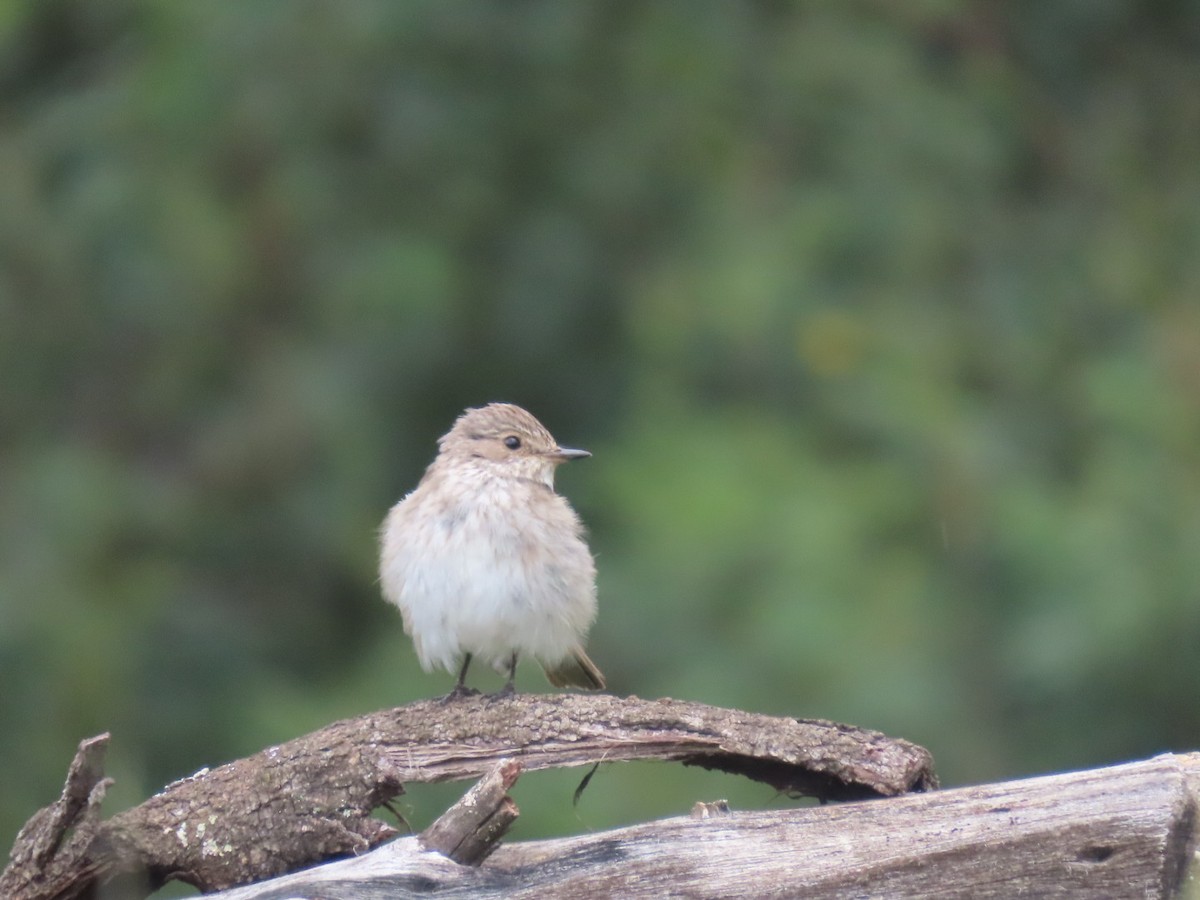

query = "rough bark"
(206, 753), (1200, 900)
(1, 694), (936, 898)
(0, 734), (112, 900)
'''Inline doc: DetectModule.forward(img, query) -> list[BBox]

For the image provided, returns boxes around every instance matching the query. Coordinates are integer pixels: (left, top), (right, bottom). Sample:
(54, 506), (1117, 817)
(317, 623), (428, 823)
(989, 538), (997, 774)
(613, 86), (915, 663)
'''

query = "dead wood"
(1, 693), (935, 898)
(418, 758), (522, 865)
(205, 753), (1200, 900)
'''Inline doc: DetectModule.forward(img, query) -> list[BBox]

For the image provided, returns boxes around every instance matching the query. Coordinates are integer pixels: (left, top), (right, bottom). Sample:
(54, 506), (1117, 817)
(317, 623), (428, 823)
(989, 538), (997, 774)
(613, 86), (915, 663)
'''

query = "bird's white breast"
(379, 466), (596, 676)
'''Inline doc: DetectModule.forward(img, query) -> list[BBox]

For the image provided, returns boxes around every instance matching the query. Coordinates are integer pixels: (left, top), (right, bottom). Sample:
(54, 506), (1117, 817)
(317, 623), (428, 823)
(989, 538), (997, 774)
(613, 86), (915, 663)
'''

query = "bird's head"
(437, 403), (589, 488)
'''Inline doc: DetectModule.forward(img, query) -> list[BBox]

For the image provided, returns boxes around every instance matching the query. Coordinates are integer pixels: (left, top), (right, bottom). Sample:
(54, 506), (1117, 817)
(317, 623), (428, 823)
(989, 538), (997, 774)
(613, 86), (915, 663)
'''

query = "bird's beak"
(552, 446), (591, 462)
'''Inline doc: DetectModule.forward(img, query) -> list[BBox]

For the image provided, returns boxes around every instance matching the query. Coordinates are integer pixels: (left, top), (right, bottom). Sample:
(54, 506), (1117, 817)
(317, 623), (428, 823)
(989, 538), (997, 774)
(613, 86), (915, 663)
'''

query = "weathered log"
(1, 694), (935, 898)
(205, 753), (1200, 900)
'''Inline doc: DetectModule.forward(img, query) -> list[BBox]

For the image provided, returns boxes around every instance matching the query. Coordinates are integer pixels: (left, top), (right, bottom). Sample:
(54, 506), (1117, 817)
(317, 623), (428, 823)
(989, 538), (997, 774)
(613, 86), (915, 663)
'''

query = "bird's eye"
(504, 435), (521, 450)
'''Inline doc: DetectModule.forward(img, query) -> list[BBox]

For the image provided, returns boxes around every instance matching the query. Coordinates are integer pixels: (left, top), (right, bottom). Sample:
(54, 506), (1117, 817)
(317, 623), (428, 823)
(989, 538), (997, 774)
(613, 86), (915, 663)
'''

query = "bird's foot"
(439, 684), (482, 704)
(484, 682), (517, 702)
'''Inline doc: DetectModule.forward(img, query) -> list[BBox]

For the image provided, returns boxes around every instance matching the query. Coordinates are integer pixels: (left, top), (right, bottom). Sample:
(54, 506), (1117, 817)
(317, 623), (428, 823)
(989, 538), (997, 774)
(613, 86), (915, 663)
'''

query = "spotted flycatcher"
(379, 403), (605, 697)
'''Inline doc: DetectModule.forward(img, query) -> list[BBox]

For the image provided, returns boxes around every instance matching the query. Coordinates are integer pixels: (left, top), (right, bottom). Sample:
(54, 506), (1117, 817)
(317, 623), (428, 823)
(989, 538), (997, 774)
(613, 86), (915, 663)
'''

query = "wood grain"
(207, 753), (1200, 900)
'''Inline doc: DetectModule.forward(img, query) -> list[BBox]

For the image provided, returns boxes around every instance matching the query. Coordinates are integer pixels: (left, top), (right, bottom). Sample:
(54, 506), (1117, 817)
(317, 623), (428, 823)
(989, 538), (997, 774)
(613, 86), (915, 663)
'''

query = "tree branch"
(419, 759), (522, 865)
(2, 694), (936, 898)
(1, 734), (112, 900)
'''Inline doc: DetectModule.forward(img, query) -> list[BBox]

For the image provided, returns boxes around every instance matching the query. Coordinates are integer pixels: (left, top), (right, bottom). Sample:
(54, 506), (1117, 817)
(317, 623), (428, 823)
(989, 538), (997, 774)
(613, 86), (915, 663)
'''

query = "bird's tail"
(542, 646), (606, 690)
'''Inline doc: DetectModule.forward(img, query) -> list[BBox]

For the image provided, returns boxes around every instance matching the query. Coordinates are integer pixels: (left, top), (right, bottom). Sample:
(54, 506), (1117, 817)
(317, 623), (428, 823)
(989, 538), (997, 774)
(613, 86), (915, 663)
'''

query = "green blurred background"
(3, 0), (1200, 875)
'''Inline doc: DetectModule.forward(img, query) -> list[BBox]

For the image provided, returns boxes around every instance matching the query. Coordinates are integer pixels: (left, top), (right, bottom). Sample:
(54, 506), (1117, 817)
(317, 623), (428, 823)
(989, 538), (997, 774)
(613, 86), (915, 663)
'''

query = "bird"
(379, 403), (605, 698)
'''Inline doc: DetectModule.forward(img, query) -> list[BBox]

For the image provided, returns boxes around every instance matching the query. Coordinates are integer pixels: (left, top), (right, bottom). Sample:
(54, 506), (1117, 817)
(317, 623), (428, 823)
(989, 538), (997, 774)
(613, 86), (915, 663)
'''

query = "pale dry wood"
(207, 753), (1200, 900)
(1, 694), (935, 898)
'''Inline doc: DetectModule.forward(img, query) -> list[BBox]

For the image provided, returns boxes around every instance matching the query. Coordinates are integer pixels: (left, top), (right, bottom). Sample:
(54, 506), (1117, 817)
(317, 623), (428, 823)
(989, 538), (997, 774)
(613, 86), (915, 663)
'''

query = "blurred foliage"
(2, 0), (1200, 873)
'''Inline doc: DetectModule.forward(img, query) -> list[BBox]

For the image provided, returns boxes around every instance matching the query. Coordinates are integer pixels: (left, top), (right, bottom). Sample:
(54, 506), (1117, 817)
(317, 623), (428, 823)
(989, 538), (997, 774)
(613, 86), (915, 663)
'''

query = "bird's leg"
(487, 652), (519, 700)
(441, 653), (481, 702)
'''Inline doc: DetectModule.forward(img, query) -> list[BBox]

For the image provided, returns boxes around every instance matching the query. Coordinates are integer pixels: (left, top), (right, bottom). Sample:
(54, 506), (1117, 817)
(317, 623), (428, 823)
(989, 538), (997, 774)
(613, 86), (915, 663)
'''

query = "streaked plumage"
(379, 403), (604, 695)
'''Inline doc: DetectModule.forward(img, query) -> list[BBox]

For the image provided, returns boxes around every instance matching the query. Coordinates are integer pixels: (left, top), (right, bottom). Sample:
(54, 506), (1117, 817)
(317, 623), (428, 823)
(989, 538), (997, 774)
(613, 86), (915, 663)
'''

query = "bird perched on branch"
(379, 403), (605, 698)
